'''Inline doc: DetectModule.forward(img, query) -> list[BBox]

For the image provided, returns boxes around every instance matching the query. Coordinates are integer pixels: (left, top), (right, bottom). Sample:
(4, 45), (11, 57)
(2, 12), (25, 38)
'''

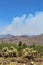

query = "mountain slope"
(0, 34), (43, 45)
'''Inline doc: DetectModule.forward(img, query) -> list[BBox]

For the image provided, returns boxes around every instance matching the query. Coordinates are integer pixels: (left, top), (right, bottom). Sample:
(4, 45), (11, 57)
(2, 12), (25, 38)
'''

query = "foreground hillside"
(0, 34), (43, 45)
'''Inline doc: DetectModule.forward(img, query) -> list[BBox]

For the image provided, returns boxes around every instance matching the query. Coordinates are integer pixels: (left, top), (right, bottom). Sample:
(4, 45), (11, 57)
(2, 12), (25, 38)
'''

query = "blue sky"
(0, 0), (43, 35)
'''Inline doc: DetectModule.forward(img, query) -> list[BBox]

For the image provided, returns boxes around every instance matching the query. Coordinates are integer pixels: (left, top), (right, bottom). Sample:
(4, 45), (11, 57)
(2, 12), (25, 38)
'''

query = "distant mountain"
(0, 34), (43, 45)
(0, 34), (37, 39)
(0, 34), (14, 39)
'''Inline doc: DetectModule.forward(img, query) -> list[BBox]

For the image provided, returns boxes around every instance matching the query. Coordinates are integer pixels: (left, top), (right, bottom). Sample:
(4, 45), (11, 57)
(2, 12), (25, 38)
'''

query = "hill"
(0, 34), (43, 45)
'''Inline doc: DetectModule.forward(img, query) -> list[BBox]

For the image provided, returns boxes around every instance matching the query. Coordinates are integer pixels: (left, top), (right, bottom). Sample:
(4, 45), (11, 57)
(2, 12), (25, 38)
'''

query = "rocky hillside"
(0, 34), (43, 45)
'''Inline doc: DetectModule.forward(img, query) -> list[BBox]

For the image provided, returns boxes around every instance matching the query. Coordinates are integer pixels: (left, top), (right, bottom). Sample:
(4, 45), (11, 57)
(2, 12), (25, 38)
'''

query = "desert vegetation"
(0, 42), (43, 65)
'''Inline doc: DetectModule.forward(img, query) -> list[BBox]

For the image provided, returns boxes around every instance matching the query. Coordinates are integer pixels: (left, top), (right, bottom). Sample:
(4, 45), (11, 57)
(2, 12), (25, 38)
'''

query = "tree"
(18, 41), (22, 46)
(23, 43), (26, 46)
(32, 42), (35, 47)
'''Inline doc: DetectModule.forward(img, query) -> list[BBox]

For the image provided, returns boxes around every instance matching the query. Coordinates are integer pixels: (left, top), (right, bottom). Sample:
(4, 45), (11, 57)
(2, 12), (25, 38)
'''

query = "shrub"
(9, 46), (18, 57)
(22, 47), (39, 59)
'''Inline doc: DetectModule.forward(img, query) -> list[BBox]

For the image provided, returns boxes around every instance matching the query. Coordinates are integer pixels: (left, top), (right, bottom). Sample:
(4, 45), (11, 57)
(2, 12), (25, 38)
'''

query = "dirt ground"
(0, 57), (43, 65)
